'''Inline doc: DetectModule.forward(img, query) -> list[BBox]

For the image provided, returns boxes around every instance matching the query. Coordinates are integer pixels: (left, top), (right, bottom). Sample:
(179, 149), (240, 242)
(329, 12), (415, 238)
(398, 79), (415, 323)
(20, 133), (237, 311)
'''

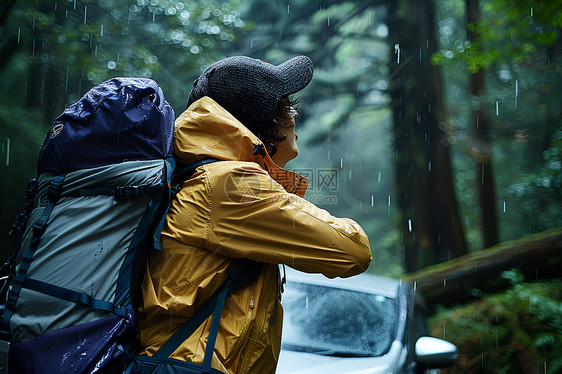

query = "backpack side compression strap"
(21, 278), (128, 316)
(1, 175), (66, 337)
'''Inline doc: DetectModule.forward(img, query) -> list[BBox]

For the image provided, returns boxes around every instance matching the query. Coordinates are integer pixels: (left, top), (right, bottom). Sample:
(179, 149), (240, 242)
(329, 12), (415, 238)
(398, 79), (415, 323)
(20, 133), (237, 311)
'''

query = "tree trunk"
(404, 228), (562, 306)
(0, 0), (19, 72)
(387, 0), (467, 272)
(466, 0), (499, 248)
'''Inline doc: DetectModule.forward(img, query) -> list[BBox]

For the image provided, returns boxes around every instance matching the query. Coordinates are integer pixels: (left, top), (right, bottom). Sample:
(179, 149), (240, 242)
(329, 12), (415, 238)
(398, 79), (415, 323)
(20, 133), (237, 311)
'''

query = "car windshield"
(281, 281), (396, 357)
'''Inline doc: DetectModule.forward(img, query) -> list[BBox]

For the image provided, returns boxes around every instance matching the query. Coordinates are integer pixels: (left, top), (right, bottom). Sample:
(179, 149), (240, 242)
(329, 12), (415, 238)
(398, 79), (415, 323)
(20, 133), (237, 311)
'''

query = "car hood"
(276, 341), (407, 374)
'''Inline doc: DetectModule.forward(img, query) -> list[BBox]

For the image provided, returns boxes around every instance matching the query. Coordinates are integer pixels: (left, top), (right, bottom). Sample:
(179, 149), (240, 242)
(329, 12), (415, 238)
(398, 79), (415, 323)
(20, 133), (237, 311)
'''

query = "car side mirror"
(415, 336), (458, 368)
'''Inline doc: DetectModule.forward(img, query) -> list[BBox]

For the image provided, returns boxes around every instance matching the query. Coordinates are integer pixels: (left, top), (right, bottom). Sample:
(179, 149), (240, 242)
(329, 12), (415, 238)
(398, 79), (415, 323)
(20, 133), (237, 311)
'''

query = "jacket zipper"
(238, 266), (276, 374)
(230, 283), (255, 364)
(270, 265), (284, 325)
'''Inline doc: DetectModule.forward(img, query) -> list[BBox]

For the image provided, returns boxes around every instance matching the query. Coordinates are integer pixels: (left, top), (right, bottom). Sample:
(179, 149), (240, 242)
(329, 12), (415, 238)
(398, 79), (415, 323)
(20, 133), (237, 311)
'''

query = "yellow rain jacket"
(137, 97), (372, 374)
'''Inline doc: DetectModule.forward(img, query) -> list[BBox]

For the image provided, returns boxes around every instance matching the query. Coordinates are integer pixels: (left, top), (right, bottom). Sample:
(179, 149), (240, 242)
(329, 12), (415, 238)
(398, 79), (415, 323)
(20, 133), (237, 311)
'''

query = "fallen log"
(403, 228), (562, 306)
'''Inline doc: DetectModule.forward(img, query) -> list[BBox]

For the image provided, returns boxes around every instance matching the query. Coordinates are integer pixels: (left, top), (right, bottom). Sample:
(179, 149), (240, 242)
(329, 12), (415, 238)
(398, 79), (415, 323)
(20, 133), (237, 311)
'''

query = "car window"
(282, 282), (396, 357)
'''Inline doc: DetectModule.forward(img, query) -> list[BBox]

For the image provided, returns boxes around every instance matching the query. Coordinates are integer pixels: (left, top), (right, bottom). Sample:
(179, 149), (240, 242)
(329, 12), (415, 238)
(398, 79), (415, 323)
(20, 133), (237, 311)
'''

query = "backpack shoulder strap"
(153, 157), (221, 251)
(152, 260), (261, 371)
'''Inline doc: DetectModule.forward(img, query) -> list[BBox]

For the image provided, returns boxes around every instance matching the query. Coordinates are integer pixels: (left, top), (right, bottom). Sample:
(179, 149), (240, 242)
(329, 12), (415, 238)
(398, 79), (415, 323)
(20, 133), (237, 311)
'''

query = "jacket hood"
(174, 96), (309, 196)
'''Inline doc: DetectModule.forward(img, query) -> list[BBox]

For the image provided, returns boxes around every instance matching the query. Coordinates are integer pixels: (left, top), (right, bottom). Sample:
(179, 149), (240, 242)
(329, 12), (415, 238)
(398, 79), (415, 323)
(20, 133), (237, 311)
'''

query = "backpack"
(0, 77), (175, 374)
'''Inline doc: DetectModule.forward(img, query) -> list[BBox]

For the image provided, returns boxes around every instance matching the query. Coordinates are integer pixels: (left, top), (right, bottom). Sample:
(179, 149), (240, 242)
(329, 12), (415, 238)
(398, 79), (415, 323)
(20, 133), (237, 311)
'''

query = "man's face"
(271, 107), (299, 167)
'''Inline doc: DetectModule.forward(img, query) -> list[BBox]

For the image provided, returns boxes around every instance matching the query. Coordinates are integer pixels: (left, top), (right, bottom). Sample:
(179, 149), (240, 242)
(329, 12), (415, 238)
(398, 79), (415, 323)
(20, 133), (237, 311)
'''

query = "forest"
(0, 0), (560, 372)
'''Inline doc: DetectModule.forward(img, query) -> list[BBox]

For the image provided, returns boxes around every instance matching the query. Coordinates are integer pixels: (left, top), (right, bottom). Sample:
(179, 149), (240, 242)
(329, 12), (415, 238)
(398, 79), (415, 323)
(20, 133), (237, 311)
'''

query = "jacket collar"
(174, 97), (308, 197)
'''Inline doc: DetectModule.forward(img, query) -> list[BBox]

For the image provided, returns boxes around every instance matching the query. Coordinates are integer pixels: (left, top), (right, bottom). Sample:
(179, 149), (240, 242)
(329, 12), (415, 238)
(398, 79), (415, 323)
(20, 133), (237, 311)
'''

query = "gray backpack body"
(0, 77), (175, 374)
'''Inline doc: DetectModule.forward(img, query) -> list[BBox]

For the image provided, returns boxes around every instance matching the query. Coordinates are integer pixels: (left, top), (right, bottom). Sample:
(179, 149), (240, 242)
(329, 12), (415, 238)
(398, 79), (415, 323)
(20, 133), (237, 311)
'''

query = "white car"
(277, 268), (458, 374)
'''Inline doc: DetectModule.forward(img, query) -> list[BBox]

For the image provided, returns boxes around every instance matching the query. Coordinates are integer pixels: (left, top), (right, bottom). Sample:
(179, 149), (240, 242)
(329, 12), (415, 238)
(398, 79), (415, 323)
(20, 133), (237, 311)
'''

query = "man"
(137, 56), (371, 373)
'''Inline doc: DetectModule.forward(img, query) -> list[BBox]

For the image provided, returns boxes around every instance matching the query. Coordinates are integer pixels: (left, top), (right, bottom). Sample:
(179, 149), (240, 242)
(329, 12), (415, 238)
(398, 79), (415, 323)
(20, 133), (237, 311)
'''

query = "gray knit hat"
(187, 56), (314, 130)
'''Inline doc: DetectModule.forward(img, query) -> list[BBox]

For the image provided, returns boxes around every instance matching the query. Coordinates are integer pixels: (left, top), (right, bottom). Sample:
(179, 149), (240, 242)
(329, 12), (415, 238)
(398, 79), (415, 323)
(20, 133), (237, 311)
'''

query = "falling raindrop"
(370, 195), (374, 207)
(74, 0), (76, 9)
(428, 161), (432, 171)
(377, 171), (381, 182)
(100, 24), (104, 37)
(503, 201), (506, 212)
(340, 157), (343, 168)
(387, 195), (391, 217)
(287, 4), (290, 13)
(408, 219), (412, 232)
(394, 44), (401, 63)
(5, 138), (10, 166)
(327, 17), (330, 26)
(443, 278), (446, 287)
(17, 28), (20, 44)
(530, 7), (533, 16)
(495, 101), (499, 116)
(84, 5), (88, 24)
(514, 80), (518, 109)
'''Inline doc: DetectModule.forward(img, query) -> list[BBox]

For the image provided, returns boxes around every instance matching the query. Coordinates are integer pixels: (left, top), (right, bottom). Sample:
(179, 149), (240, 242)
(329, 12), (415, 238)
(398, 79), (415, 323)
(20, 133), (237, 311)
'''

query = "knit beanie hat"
(187, 56), (313, 130)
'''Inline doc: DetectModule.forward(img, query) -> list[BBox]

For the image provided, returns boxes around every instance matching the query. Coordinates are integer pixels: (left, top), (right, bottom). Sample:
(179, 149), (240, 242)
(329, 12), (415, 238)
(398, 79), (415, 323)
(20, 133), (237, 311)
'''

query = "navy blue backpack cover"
(0, 78), (175, 373)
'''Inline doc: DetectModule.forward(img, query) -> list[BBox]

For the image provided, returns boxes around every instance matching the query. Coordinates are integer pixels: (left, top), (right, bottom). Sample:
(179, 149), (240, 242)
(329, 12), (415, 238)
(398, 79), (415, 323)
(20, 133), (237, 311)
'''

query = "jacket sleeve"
(204, 162), (371, 278)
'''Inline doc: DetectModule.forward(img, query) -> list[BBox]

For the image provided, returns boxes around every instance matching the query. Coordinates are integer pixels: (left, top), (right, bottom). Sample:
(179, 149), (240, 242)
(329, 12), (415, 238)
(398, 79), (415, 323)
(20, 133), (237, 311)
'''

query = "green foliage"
(430, 269), (562, 373)
(1, 0), (248, 109)
(497, 130), (562, 237)
(434, 0), (562, 72)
